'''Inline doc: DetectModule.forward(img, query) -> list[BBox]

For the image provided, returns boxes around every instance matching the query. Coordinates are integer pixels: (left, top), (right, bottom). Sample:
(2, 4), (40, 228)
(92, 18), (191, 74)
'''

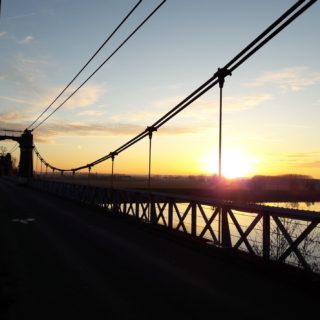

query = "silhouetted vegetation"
(0, 147), (14, 176)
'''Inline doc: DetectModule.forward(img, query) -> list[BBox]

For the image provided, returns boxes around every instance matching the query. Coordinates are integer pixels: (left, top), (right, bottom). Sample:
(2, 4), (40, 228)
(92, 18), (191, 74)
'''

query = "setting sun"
(200, 149), (254, 178)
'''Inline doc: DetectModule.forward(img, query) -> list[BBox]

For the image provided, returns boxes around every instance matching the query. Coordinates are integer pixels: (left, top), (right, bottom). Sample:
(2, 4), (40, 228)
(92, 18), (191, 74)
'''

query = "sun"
(200, 149), (253, 178)
(222, 150), (251, 178)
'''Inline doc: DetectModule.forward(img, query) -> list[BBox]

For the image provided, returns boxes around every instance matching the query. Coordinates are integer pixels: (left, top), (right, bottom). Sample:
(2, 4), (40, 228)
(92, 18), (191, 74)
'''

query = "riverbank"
(34, 174), (320, 203)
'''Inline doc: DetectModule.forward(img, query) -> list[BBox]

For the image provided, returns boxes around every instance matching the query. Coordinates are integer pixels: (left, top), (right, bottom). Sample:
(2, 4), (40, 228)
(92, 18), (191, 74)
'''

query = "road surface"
(0, 178), (318, 319)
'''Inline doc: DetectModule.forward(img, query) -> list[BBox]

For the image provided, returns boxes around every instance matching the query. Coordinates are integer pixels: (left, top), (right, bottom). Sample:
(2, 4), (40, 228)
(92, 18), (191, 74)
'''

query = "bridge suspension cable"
(26, 0), (143, 131)
(29, 0), (166, 132)
(9, 143), (19, 154)
(33, 0), (317, 174)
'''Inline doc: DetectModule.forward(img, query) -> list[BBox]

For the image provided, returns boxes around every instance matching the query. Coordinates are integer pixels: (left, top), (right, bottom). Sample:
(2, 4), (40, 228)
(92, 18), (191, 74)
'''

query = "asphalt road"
(0, 178), (318, 320)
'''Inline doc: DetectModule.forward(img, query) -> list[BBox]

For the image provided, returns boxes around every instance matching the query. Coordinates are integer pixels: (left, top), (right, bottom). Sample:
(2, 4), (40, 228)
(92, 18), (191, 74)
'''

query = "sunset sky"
(0, 0), (319, 178)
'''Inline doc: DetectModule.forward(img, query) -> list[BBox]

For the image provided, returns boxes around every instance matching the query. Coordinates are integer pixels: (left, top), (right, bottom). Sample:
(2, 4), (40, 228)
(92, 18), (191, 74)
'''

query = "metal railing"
(0, 129), (22, 139)
(29, 179), (320, 273)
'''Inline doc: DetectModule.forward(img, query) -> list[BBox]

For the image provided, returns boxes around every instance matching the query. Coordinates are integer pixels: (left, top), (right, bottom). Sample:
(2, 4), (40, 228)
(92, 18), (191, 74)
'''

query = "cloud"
(0, 31), (36, 45)
(0, 95), (32, 105)
(32, 121), (144, 143)
(110, 96), (184, 124)
(145, 83), (184, 92)
(0, 110), (24, 123)
(1, 54), (50, 97)
(0, 83), (108, 128)
(247, 67), (320, 91)
(265, 151), (320, 169)
(224, 93), (273, 111)
(4, 13), (36, 21)
(152, 96), (184, 109)
(313, 99), (320, 107)
(58, 84), (108, 109)
(78, 110), (106, 117)
(0, 53), (110, 127)
(112, 93), (271, 127)
(289, 152), (320, 170)
(160, 125), (208, 135)
(301, 160), (320, 168)
(26, 83), (109, 116)
(168, 93), (272, 120)
(1, 119), (205, 144)
(19, 36), (34, 44)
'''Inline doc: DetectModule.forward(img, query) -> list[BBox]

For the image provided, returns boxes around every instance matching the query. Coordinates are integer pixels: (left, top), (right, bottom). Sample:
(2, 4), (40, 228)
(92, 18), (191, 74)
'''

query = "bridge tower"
(18, 130), (34, 178)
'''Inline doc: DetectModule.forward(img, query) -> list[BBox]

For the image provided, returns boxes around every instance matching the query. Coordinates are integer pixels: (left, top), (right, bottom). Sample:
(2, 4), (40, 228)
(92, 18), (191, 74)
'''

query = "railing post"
(221, 207), (231, 248)
(122, 198), (127, 215)
(168, 200), (173, 229)
(112, 189), (118, 214)
(136, 201), (140, 219)
(191, 202), (197, 236)
(263, 212), (270, 261)
(90, 187), (97, 206)
(150, 198), (157, 224)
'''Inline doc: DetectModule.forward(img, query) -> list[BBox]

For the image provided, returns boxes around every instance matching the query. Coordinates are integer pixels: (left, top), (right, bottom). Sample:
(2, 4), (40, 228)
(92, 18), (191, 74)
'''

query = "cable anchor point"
(146, 126), (157, 139)
(110, 152), (118, 161)
(214, 67), (232, 88)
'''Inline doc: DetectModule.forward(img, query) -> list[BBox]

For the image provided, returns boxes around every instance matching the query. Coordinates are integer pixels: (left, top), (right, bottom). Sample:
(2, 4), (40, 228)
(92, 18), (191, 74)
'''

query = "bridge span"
(0, 178), (319, 319)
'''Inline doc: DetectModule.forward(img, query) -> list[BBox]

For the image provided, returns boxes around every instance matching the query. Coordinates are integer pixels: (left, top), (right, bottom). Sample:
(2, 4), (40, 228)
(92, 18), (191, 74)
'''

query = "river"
(260, 201), (320, 212)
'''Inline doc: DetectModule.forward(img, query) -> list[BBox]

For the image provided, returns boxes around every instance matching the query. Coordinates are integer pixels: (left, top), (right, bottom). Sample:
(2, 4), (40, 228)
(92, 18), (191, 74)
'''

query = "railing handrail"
(35, 178), (320, 220)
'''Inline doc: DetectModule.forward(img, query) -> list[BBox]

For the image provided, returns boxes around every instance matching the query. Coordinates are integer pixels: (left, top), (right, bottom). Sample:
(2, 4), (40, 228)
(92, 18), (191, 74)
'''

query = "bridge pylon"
(18, 130), (34, 178)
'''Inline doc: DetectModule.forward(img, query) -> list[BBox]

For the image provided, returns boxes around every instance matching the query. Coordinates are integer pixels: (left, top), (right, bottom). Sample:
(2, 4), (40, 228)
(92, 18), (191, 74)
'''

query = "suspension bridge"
(1, 1), (319, 318)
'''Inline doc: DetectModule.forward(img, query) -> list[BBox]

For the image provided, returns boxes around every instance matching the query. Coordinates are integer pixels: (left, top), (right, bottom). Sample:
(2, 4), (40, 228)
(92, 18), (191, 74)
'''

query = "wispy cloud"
(4, 12), (36, 21)
(247, 67), (320, 91)
(58, 84), (108, 109)
(111, 93), (271, 127)
(313, 99), (320, 107)
(291, 152), (320, 170)
(0, 118), (206, 144)
(78, 110), (106, 117)
(19, 36), (34, 44)
(0, 83), (109, 127)
(224, 93), (273, 111)
(41, 122), (143, 137)
(2, 54), (50, 97)
(163, 93), (272, 119)
(110, 96), (183, 124)
(265, 151), (320, 169)
(31, 121), (144, 144)
(0, 95), (33, 105)
(152, 96), (184, 109)
(0, 111), (25, 123)
(0, 53), (110, 127)
(0, 31), (36, 45)
(26, 83), (109, 116)
(301, 160), (320, 169)
(145, 83), (184, 92)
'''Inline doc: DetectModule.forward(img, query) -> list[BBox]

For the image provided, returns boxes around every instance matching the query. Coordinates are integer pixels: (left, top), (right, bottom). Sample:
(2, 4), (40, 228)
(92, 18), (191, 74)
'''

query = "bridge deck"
(0, 178), (318, 319)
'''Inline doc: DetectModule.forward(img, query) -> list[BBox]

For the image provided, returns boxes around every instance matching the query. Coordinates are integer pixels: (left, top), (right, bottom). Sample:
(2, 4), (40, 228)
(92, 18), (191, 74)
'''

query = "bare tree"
(0, 146), (7, 156)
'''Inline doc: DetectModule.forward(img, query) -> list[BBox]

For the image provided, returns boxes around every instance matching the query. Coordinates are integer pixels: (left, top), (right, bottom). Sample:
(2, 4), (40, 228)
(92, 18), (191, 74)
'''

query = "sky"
(0, 0), (319, 178)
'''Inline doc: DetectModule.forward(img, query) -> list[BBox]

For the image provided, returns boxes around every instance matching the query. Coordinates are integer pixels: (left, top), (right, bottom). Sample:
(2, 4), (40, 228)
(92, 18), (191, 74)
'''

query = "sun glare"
(223, 150), (251, 178)
(200, 149), (253, 178)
